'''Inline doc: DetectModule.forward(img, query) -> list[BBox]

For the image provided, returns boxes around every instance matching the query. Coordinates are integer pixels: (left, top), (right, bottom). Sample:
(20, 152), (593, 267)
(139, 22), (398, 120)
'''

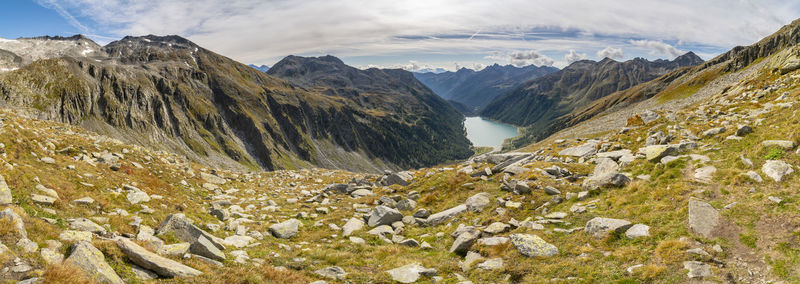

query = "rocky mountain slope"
(0, 35), (472, 172)
(414, 64), (558, 110)
(481, 53), (703, 148)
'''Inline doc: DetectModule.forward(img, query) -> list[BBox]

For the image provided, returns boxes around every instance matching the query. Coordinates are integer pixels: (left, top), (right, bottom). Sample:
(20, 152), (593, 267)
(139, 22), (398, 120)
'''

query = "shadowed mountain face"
(414, 64), (558, 110)
(480, 52), (703, 147)
(0, 35), (472, 172)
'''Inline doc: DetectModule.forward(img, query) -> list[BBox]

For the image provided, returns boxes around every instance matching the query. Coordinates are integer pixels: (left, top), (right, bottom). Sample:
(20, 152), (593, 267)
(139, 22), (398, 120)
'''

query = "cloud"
(597, 47), (624, 60)
(630, 40), (684, 58)
(564, 50), (588, 64)
(37, 0), (800, 67)
(34, 0), (90, 33)
(486, 50), (555, 67)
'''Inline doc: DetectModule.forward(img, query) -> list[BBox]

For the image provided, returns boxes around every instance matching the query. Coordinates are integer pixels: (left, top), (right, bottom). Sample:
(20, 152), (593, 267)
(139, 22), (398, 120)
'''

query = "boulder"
(761, 140), (795, 149)
(426, 204), (467, 226)
(367, 205), (403, 227)
(584, 217), (633, 238)
(59, 230), (92, 243)
(465, 192), (491, 212)
(583, 173), (631, 189)
(449, 228), (480, 255)
(688, 199), (719, 238)
(70, 218), (106, 235)
(625, 224), (650, 238)
(31, 194), (56, 206)
(762, 160), (794, 182)
(382, 172), (413, 186)
(592, 158), (619, 176)
(640, 110), (660, 124)
(683, 261), (711, 278)
(314, 266), (347, 280)
(200, 172), (226, 185)
(396, 199), (416, 211)
(65, 241), (124, 284)
(190, 235), (226, 261)
(643, 145), (679, 162)
(342, 217), (365, 237)
(386, 263), (437, 284)
(735, 125), (753, 136)
(558, 140), (599, 158)
(510, 234), (558, 257)
(269, 218), (301, 239)
(477, 258), (504, 270)
(702, 127), (726, 137)
(127, 190), (151, 204)
(0, 208), (26, 238)
(0, 174), (11, 205)
(156, 214), (225, 250)
(694, 166), (716, 184)
(117, 238), (202, 278)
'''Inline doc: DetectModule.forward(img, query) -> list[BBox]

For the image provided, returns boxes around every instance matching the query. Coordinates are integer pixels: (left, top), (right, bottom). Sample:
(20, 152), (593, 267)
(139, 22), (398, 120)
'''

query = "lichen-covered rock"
(509, 234), (558, 257)
(118, 238), (203, 278)
(65, 241), (124, 284)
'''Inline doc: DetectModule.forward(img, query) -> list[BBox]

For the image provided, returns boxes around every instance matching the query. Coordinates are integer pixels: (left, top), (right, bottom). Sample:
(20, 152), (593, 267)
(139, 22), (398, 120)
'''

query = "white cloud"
(630, 40), (684, 58)
(39, 0), (800, 67)
(597, 47), (624, 60)
(564, 50), (588, 64)
(486, 50), (555, 67)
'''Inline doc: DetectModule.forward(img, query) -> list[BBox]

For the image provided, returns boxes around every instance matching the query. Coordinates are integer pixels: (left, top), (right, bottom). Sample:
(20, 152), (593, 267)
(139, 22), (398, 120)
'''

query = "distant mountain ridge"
(414, 64), (559, 109)
(0, 35), (472, 172)
(480, 52), (703, 147)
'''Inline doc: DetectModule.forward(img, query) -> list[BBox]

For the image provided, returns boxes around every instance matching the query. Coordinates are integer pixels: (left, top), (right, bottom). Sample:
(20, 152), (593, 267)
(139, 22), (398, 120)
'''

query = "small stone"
(477, 258), (504, 270)
(314, 266), (347, 280)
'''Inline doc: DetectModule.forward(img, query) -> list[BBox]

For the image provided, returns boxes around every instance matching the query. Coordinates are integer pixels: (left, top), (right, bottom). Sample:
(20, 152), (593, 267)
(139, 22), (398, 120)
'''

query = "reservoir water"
(463, 116), (520, 147)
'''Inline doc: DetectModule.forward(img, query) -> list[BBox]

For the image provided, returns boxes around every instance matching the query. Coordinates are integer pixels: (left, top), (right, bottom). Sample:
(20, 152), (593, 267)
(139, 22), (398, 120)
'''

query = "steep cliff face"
(480, 53), (702, 147)
(0, 35), (472, 172)
(414, 64), (558, 109)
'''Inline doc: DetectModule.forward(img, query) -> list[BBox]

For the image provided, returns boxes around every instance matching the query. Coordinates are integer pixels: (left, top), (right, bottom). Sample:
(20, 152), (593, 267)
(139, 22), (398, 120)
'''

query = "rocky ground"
(2, 53), (800, 283)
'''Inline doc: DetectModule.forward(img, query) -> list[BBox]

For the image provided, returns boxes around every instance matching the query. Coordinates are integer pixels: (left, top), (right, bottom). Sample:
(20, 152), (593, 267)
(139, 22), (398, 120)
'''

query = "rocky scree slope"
(2, 56), (800, 282)
(481, 52), (703, 148)
(0, 35), (471, 173)
(414, 64), (558, 109)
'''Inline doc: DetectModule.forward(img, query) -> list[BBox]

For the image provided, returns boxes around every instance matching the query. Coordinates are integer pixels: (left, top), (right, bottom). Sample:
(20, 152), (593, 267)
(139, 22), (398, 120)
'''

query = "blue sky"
(1, 1), (799, 71)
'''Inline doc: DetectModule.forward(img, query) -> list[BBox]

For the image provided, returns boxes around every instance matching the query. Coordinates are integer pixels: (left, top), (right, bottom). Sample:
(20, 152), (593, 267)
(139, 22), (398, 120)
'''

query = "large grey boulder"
(156, 214), (225, 250)
(65, 241), (124, 284)
(367, 205), (403, 227)
(382, 172), (413, 186)
(761, 140), (795, 149)
(449, 228), (480, 255)
(642, 145), (679, 162)
(583, 172), (631, 189)
(426, 204), (467, 226)
(0, 174), (11, 205)
(510, 234), (558, 257)
(269, 218), (301, 239)
(118, 238), (202, 278)
(688, 199), (719, 238)
(592, 158), (619, 176)
(584, 217), (633, 238)
(558, 140), (599, 158)
(465, 192), (491, 212)
(341, 217), (364, 237)
(0, 208), (26, 238)
(70, 218), (106, 235)
(762, 160), (794, 182)
(386, 263), (438, 284)
(190, 235), (225, 261)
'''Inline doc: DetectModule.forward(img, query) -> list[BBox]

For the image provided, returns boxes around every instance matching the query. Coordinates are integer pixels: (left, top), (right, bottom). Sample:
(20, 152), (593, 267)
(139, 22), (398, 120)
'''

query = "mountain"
(248, 64), (269, 72)
(0, 35), (472, 172)
(414, 64), (558, 109)
(481, 53), (703, 147)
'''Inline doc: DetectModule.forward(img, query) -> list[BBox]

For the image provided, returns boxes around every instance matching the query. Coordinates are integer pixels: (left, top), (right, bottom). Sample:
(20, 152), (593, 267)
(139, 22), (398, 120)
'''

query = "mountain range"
(414, 64), (558, 110)
(480, 52), (704, 147)
(0, 35), (472, 172)
(248, 64), (269, 72)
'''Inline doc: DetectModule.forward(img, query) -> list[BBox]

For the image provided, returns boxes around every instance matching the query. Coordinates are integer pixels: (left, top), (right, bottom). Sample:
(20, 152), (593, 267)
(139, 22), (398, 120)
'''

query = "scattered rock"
(762, 160), (794, 182)
(118, 238), (203, 278)
(450, 228), (480, 255)
(368, 206), (403, 227)
(465, 192), (491, 212)
(477, 258), (504, 270)
(269, 219), (301, 239)
(558, 140), (599, 158)
(0, 174), (11, 205)
(761, 140), (795, 149)
(342, 217), (365, 237)
(314, 266), (347, 280)
(65, 241), (124, 284)
(693, 166), (716, 184)
(584, 217), (633, 238)
(688, 199), (719, 238)
(426, 204), (467, 226)
(625, 224), (650, 238)
(509, 234), (558, 257)
(683, 261), (711, 279)
(386, 263), (437, 284)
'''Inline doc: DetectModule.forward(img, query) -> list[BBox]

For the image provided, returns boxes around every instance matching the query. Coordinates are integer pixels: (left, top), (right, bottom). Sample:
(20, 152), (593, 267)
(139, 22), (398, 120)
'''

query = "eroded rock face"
(66, 241), (124, 284)
(117, 238), (203, 278)
(688, 199), (719, 238)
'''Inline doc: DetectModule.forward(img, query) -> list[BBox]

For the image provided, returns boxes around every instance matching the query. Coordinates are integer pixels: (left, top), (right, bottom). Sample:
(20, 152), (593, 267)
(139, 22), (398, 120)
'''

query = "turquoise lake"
(463, 116), (520, 147)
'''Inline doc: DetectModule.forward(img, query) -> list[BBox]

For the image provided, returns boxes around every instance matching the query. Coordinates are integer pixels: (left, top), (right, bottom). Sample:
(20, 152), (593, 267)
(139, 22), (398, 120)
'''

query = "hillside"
(414, 64), (558, 109)
(0, 36), (472, 172)
(481, 53), (703, 147)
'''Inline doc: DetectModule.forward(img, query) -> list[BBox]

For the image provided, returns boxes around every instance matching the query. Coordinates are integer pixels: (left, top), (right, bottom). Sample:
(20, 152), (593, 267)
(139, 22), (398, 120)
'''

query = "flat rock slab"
(688, 199), (719, 238)
(118, 238), (202, 278)
(426, 204), (467, 226)
(558, 140), (599, 158)
(386, 263), (437, 283)
(762, 160), (794, 182)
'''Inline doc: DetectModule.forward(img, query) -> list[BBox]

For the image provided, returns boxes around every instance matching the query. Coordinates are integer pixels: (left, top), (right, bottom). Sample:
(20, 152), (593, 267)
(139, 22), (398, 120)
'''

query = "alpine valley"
(1, 8), (800, 284)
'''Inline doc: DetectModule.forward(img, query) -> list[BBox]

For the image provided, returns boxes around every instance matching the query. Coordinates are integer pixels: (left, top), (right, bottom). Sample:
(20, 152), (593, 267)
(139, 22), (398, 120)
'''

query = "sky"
(0, 1), (798, 71)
